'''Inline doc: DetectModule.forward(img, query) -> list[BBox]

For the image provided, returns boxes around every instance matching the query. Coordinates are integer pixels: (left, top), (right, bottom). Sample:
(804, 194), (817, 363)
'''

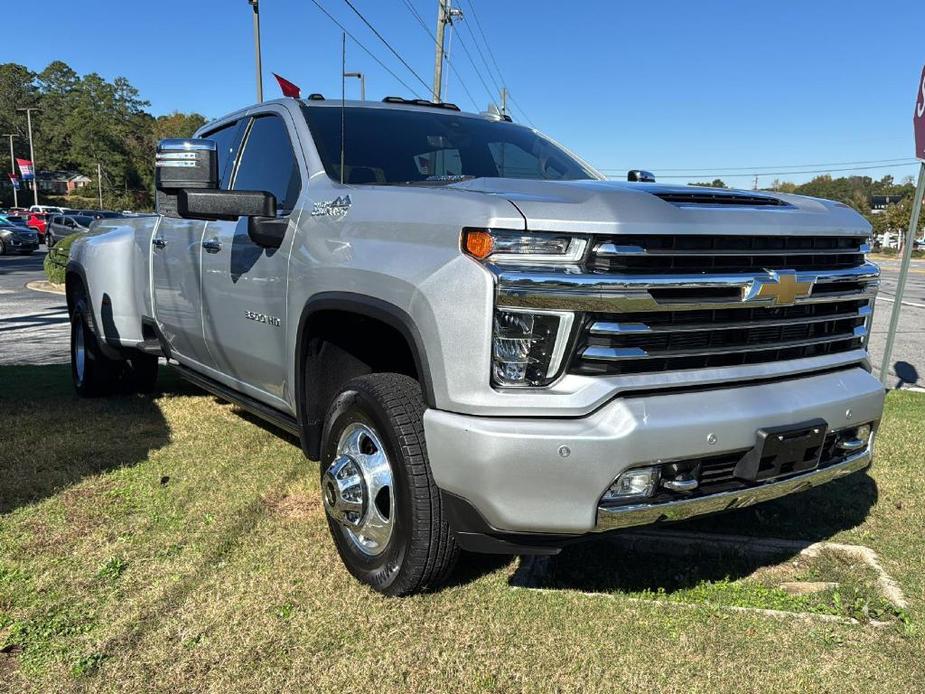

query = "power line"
(448, 20), (498, 109)
(339, 0), (432, 94)
(457, 8), (502, 97)
(308, 0), (424, 98)
(462, 0), (536, 127)
(602, 162), (922, 179)
(397, 0), (479, 110)
(598, 157), (918, 173)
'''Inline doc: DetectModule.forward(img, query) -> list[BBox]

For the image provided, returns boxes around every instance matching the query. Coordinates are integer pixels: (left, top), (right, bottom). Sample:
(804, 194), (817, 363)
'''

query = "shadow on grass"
(0, 364), (198, 515)
(510, 471), (878, 595)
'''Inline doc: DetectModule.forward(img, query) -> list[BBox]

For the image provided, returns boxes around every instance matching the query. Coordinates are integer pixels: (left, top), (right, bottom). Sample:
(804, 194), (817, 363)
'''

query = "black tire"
(320, 373), (459, 596)
(70, 296), (122, 397)
(0, 239), (6, 255)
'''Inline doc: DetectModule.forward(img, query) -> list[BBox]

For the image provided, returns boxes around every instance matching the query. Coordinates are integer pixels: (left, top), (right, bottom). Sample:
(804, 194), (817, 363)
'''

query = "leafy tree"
(690, 179), (727, 188)
(0, 60), (208, 209)
(153, 112), (207, 141)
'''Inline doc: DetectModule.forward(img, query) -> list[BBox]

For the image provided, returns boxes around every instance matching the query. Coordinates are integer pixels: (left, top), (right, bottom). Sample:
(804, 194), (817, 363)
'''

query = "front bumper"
(423, 367), (884, 535)
(9, 238), (38, 252)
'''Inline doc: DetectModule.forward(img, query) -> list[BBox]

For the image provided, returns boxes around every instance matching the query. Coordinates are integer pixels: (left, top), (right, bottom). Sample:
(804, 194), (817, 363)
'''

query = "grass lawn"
(1, 365), (924, 692)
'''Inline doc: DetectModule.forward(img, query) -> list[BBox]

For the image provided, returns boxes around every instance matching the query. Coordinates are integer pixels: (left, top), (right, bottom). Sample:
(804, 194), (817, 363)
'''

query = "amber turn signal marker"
(464, 229), (494, 260)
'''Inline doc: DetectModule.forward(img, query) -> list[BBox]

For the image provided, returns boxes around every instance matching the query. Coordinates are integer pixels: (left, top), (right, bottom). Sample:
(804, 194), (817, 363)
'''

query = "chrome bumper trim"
(594, 447), (872, 532)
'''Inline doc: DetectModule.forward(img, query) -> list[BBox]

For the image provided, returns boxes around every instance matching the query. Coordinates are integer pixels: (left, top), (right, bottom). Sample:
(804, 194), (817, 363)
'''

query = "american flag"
(16, 158), (33, 180)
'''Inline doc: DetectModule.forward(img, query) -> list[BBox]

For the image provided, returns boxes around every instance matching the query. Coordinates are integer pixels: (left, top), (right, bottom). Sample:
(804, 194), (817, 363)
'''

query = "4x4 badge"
(743, 270), (814, 306)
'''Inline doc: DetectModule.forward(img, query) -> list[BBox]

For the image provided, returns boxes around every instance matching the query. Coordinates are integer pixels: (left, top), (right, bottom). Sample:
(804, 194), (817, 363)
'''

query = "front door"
(200, 110), (304, 406)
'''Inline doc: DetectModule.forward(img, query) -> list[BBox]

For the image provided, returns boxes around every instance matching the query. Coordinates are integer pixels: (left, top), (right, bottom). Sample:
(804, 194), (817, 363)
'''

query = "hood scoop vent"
(653, 191), (790, 207)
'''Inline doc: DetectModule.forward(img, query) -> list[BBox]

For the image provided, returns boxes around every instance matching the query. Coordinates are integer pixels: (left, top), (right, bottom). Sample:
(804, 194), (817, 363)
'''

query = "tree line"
(693, 174), (922, 237)
(0, 61), (206, 210)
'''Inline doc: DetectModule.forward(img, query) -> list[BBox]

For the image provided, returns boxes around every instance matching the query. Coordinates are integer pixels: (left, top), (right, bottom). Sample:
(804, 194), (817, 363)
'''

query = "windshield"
(302, 105), (597, 185)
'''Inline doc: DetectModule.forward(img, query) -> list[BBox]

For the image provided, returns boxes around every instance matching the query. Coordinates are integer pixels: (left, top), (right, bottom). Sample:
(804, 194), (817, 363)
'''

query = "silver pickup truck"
(66, 96), (884, 595)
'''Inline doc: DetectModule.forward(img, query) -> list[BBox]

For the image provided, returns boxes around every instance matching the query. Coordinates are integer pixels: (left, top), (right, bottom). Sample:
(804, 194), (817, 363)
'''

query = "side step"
(172, 364), (301, 438)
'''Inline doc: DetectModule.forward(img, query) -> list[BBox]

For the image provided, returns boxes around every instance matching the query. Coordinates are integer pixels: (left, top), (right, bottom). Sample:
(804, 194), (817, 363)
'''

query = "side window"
(233, 114), (302, 212)
(202, 120), (245, 189)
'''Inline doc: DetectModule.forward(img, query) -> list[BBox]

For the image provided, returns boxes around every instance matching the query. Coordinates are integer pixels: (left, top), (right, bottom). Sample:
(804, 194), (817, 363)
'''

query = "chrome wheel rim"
(74, 319), (86, 385)
(323, 422), (395, 557)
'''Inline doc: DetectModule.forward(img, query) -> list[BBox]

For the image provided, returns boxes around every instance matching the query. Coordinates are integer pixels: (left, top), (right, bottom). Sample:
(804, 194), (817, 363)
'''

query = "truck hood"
(448, 178), (871, 237)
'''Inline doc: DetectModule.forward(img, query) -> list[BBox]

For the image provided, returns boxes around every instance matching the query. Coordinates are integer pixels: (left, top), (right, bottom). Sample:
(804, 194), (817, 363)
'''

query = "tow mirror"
(156, 139), (218, 191)
(155, 138), (218, 218)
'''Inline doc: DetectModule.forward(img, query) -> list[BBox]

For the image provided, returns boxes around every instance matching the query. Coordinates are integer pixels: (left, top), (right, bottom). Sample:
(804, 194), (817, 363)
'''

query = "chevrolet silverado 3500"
(65, 96), (884, 595)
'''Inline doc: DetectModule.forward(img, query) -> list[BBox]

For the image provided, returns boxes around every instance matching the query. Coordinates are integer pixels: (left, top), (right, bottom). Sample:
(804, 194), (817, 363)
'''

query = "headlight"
(492, 308), (574, 386)
(463, 228), (587, 264)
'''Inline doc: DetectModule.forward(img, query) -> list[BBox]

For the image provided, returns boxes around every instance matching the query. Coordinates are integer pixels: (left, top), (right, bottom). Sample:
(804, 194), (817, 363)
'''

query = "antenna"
(340, 32), (346, 185)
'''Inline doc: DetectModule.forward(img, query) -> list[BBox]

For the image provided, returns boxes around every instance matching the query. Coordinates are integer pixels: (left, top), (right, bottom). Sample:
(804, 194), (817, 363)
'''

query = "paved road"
(869, 258), (925, 389)
(0, 247), (69, 366)
(0, 249), (923, 389)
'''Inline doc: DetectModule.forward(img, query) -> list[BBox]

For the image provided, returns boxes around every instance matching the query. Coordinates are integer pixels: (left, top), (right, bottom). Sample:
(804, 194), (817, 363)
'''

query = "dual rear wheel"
(70, 293), (158, 396)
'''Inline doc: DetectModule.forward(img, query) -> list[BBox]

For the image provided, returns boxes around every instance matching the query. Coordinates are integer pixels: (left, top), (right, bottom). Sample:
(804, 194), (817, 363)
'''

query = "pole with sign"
(879, 64), (925, 386)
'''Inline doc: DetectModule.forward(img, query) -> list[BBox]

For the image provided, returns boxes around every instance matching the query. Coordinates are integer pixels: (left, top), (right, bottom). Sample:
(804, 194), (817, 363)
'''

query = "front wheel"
(320, 373), (459, 596)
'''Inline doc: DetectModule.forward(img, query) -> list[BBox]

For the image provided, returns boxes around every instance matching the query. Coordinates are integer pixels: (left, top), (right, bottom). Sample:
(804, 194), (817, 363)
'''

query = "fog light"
(856, 423), (872, 443)
(603, 466), (661, 501)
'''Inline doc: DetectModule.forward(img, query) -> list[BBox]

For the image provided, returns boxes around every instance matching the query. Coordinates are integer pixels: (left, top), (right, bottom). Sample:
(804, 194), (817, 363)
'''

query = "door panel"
(151, 217), (211, 366)
(201, 216), (296, 401)
(200, 111), (303, 404)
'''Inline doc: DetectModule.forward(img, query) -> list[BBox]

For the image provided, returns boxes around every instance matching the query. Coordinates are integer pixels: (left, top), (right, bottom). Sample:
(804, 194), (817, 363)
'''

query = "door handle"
(202, 238), (222, 253)
(152, 237), (167, 249)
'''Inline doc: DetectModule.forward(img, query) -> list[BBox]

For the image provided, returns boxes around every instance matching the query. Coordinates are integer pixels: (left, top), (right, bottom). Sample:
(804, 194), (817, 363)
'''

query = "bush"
(43, 234), (79, 285)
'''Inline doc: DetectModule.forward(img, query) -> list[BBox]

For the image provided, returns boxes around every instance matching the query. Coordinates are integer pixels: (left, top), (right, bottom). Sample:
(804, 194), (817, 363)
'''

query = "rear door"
(151, 118), (246, 370)
(200, 108), (304, 406)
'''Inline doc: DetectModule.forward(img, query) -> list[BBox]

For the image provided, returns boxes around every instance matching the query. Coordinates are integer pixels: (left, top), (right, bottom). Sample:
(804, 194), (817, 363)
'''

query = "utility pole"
(248, 0), (263, 102)
(97, 163), (103, 209)
(2, 134), (17, 208)
(17, 107), (39, 207)
(344, 71), (365, 100)
(432, 0), (463, 102)
(753, 174), (758, 191)
(500, 87), (508, 116)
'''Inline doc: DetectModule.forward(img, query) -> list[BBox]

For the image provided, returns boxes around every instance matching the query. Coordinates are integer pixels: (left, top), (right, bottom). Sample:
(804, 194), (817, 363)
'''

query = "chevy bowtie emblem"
(744, 270), (814, 306)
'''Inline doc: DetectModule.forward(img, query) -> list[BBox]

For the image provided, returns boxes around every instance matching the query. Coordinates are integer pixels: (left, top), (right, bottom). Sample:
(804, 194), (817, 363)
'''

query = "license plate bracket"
(734, 418), (828, 482)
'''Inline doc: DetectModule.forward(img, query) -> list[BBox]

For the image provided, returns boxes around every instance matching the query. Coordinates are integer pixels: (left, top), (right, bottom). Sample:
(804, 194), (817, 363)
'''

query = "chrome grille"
(533, 234), (878, 378)
(589, 235), (868, 275)
(574, 300), (869, 375)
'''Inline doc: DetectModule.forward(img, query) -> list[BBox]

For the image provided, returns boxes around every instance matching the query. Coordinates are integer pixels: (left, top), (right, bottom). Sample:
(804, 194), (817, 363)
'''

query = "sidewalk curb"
(25, 280), (65, 296)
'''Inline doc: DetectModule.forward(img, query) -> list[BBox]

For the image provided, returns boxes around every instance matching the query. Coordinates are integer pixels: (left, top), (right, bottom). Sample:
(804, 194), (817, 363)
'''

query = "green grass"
(1, 365), (924, 692)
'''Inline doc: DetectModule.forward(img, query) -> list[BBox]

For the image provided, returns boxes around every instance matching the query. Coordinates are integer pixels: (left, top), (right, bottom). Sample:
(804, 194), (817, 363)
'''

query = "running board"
(172, 364), (301, 438)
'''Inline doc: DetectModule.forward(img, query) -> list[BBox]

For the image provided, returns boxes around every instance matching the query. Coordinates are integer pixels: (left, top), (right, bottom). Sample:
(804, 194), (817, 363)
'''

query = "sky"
(8, 0), (925, 188)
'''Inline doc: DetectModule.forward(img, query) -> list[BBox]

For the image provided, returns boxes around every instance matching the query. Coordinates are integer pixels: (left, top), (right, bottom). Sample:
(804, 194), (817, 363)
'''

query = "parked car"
(0, 219), (39, 254)
(66, 96), (884, 596)
(76, 209), (123, 220)
(0, 214), (29, 227)
(45, 214), (94, 247)
(26, 212), (49, 240)
(28, 204), (65, 215)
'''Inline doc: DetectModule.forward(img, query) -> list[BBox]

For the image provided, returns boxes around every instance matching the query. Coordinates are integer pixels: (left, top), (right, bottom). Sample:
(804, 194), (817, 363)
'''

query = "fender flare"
(294, 292), (437, 458)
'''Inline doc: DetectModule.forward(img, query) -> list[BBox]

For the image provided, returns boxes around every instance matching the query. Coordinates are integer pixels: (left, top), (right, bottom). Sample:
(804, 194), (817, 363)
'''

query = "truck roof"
(200, 96), (517, 135)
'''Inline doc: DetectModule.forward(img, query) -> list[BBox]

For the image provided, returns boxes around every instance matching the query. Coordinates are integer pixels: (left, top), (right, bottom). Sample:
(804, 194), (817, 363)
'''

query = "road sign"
(915, 64), (925, 160)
